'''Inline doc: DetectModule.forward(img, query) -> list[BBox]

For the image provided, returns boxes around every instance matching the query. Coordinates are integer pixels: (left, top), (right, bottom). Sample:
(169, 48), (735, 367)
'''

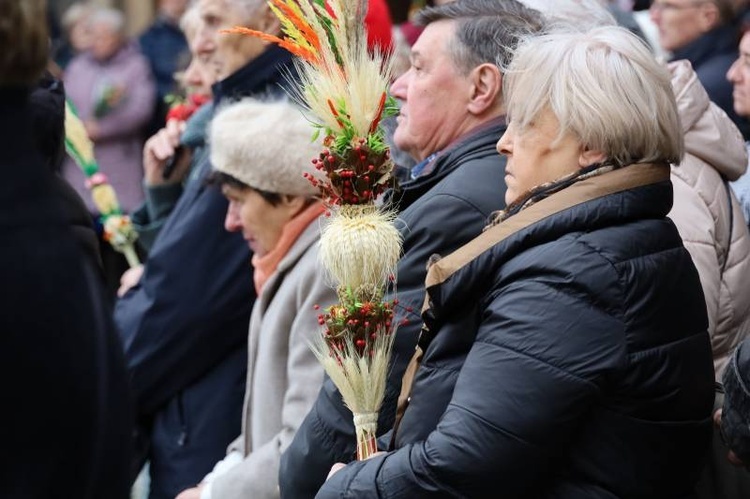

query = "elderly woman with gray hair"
(174, 99), (337, 499)
(318, 27), (715, 498)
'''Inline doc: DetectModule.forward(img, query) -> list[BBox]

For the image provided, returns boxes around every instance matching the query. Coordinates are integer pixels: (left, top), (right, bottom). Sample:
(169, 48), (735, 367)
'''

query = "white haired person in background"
(175, 99), (338, 499)
(60, 6), (156, 296)
(318, 27), (714, 498)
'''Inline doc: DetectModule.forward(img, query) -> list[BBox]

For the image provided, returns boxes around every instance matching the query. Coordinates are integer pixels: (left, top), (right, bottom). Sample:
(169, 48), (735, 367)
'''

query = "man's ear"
(579, 146), (607, 168)
(255, 3), (281, 35)
(467, 63), (502, 116)
(697, 2), (721, 32)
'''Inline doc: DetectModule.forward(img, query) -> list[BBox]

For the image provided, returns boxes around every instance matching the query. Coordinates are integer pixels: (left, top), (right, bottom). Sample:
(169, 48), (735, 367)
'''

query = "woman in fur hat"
(175, 98), (337, 499)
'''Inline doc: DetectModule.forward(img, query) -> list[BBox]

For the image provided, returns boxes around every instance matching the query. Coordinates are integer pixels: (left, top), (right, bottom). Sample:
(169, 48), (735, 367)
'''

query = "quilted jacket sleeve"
(669, 165), (723, 370)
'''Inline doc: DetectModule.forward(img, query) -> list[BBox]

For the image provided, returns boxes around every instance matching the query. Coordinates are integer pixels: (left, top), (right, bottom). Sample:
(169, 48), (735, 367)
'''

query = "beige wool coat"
(669, 60), (750, 377)
(211, 218), (337, 499)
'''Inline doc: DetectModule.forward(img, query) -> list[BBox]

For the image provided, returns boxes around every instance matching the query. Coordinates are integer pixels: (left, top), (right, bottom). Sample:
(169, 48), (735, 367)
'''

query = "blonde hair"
(504, 27), (683, 166)
(0, 0), (49, 86)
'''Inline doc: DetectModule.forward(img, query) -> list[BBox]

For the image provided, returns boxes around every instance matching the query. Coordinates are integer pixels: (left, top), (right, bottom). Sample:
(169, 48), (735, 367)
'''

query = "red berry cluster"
(304, 137), (393, 205)
(315, 299), (398, 356)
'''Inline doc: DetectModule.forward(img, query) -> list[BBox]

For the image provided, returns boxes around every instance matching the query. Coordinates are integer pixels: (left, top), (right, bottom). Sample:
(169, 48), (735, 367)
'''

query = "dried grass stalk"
(310, 324), (395, 459)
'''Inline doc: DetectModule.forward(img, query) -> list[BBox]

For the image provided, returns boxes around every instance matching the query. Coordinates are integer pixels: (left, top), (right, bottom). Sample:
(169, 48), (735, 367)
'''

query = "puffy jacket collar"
(422, 163), (671, 323)
(669, 59), (747, 181)
(211, 45), (294, 104)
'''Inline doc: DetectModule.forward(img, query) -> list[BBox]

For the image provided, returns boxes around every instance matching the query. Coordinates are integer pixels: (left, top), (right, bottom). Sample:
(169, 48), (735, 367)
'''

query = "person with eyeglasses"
(650, 0), (750, 136)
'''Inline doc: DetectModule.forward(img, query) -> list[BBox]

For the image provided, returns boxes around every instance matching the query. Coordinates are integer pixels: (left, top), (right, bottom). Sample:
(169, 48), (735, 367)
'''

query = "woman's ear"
(579, 146), (607, 168)
(467, 63), (502, 116)
(282, 194), (308, 217)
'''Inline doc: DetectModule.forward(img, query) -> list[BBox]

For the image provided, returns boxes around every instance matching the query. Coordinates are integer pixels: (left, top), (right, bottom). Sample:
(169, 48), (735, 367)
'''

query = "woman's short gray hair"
(89, 7), (126, 36)
(504, 27), (683, 167)
(61, 2), (94, 33)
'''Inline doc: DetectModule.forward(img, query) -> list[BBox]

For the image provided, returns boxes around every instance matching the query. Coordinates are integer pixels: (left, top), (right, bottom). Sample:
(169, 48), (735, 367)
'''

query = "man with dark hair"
(114, 0), (296, 497)
(279, 1), (544, 496)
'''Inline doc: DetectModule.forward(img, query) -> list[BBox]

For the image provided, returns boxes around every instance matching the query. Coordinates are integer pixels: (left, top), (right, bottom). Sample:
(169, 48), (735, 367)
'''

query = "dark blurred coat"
(138, 14), (189, 136)
(0, 85), (132, 499)
(30, 72), (103, 271)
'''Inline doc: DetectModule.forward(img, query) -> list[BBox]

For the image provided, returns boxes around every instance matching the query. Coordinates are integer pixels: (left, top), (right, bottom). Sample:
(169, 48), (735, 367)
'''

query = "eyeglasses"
(649, 0), (709, 12)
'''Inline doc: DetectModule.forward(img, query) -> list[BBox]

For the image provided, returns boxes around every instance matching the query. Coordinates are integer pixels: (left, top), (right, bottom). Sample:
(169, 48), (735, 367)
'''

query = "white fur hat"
(210, 98), (321, 197)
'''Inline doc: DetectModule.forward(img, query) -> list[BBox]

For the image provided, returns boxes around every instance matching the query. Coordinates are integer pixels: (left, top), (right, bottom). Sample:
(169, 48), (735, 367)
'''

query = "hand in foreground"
(117, 264), (144, 297)
(175, 483), (204, 499)
(84, 120), (101, 141)
(143, 119), (190, 186)
(326, 451), (386, 480)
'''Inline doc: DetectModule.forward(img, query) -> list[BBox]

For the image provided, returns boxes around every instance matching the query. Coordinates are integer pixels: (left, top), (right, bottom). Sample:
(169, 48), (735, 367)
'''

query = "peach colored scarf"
(251, 202), (325, 294)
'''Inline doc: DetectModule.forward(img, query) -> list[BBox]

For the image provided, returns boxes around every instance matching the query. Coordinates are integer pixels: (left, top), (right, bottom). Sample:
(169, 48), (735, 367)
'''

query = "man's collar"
(671, 22), (739, 66)
(410, 116), (506, 180)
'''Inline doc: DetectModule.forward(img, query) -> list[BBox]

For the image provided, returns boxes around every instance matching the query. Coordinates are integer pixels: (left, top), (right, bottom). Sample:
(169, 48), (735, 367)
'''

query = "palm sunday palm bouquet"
(226, 0), (402, 459)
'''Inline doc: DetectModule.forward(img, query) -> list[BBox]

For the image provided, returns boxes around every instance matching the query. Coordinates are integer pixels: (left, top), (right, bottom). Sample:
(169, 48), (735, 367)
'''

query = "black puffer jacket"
(317, 163), (715, 498)
(280, 120), (508, 497)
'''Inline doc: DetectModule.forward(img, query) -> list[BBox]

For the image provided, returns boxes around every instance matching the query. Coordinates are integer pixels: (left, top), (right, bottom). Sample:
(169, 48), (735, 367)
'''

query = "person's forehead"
(199, 0), (228, 14)
(90, 22), (116, 34)
(200, 0), (247, 20)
